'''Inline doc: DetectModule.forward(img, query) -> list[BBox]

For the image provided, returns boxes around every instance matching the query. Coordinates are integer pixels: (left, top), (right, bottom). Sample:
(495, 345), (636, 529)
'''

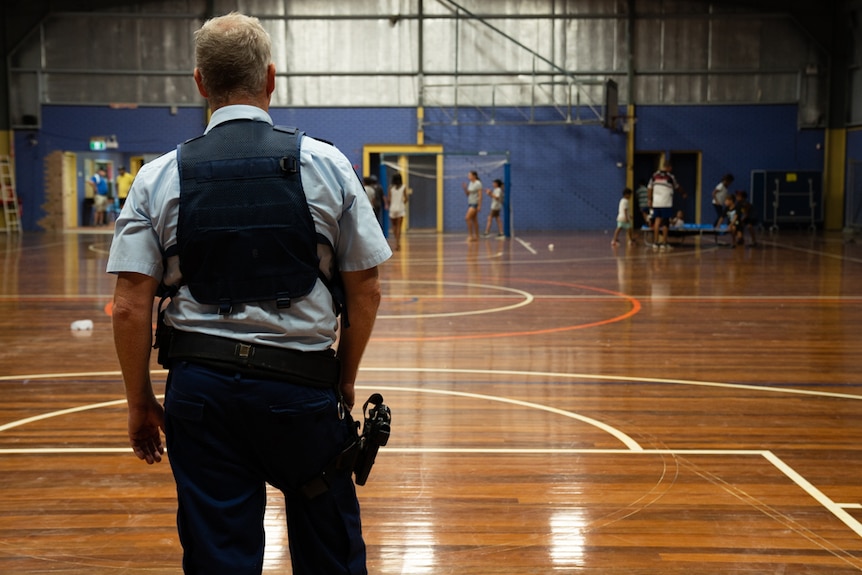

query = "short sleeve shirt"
(107, 105), (392, 351)
(648, 171), (678, 209)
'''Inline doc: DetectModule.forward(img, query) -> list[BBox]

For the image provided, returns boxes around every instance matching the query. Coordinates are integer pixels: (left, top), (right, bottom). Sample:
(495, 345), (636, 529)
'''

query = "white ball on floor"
(70, 319), (94, 331)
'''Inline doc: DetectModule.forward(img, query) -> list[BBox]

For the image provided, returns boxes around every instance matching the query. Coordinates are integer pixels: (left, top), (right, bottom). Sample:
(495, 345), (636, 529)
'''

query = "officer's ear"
(193, 68), (209, 98)
(266, 63), (276, 98)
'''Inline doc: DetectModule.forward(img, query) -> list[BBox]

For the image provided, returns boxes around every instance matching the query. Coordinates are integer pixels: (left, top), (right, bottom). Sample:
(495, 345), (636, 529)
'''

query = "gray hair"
(194, 12), (272, 105)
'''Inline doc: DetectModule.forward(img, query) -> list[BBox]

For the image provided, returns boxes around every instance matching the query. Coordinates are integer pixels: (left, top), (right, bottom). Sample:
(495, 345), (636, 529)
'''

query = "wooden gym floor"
(2, 228), (862, 574)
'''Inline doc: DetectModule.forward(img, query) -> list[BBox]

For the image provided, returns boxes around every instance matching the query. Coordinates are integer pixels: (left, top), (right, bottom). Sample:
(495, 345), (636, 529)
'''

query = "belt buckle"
(235, 343), (253, 360)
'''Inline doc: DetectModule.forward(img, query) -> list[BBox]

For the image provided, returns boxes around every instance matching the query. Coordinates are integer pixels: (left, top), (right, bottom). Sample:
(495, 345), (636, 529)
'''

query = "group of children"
(463, 171), (506, 241)
(612, 187), (758, 248)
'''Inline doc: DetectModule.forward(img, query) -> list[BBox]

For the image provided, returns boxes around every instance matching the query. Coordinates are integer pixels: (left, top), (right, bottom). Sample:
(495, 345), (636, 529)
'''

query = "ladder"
(0, 156), (21, 233)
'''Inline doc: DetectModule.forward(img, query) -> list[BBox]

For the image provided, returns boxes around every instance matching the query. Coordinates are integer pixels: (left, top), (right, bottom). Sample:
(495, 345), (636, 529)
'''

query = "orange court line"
(374, 279), (642, 342)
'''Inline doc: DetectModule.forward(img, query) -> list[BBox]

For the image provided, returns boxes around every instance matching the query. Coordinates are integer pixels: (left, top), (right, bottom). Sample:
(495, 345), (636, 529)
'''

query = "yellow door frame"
(62, 152), (78, 229)
(362, 144), (445, 233)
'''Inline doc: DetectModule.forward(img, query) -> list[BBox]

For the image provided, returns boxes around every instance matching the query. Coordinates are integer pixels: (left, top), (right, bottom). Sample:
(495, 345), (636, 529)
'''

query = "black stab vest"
(177, 120), (320, 315)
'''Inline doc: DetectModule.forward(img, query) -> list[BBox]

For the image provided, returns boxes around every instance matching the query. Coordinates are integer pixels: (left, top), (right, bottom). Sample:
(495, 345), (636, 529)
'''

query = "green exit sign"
(89, 139), (107, 151)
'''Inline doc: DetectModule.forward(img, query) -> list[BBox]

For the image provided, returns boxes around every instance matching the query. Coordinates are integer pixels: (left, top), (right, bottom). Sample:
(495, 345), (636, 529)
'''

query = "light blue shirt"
(107, 105), (391, 351)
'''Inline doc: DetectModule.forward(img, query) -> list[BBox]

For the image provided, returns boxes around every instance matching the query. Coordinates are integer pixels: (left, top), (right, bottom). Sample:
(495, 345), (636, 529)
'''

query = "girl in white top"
(462, 170), (483, 241)
(483, 179), (504, 237)
(388, 173), (407, 250)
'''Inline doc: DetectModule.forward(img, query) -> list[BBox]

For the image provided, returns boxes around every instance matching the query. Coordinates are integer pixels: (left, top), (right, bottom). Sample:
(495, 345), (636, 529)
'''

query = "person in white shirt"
(483, 178), (505, 237)
(648, 162), (685, 249)
(387, 173), (407, 250)
(462, 170), (483, 241)
(611, 187), (633, 246)
(711, 173), (734, 226)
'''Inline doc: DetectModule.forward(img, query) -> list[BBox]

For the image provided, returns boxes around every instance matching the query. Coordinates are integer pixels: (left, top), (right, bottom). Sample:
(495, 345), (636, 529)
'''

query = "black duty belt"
(167, 329), (340, 389)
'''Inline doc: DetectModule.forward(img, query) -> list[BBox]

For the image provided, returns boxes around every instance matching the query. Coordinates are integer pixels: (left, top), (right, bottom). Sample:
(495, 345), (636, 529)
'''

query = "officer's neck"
(210, 94), (270, 113)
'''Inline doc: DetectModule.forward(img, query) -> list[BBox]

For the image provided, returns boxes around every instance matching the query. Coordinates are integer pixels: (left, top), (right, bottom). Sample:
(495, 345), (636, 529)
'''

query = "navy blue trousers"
(164, 361), (366, 575)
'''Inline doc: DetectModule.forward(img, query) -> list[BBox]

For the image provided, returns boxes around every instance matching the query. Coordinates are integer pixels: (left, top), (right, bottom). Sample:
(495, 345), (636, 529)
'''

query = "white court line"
(374, 384), (643, 451)
(0, 294), (111, 300)
(514, 236), (537, 254)
(763, 451), (862, 538)
(0, 447), (130, 454)
(3, 371), (862, 539)
(773, 242), (862, 265)
(377, 281), (534, 319)
(0, 397), (128, 432)
(0, 447), (764, 457)
(3, 367), (861, 401)
(382, 447), (767, 456)
(0, 383), (642, 451)
(634, 295), (862, 302)
(368, 367), (862, 401)
(3, 443), (859, 541)
(536, 294), (862, 301)
(2, 370), (862, 540)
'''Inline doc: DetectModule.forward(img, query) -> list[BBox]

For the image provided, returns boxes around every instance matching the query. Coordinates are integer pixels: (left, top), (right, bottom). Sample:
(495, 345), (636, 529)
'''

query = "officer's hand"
(128, 397), (165, 464)
(340, 382), (356, 413)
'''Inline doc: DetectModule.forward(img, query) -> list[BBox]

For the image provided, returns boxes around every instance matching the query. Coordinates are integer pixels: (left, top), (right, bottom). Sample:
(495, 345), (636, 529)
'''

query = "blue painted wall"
(13, 103), (829, 232)
(636, 104), (825, 214)
(423, 108), (627, 232)
(14, 105), (206, 231)
(270, 108), (417, 171)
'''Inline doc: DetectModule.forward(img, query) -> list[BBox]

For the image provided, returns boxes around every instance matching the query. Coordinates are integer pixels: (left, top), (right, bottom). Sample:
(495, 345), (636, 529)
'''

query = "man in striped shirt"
(648, 162), (684, 249)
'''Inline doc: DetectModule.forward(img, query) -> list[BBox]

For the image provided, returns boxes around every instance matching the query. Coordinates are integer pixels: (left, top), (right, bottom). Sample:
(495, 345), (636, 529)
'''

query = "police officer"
(108, 12), (391, 575)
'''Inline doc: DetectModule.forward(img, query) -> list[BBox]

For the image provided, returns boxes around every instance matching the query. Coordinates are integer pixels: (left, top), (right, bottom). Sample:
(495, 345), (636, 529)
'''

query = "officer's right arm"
(112, 271), (165, 464)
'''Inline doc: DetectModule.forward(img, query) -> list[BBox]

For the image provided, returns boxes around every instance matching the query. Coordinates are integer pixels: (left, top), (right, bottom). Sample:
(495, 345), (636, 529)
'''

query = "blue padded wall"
(636, 104), (825, 207)
(41, 105), (208, 155)
(15, 105), (206, 231)
(14, 103), (829, 232)
(14, 105), (415, 231)
(270, 108), (416, 172)
(423, 108), (627, 232)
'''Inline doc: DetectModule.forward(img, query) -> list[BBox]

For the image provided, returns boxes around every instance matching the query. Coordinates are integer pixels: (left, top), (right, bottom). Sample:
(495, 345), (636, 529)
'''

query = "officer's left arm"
(336, 266), (382, 411)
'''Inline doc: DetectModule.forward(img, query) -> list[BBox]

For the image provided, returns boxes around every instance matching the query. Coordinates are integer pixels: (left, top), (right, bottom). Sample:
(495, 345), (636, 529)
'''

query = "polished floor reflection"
(2, 229), (862, 573)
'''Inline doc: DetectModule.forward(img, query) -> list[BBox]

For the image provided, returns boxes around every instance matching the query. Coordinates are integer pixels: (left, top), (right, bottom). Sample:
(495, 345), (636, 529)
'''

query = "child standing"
(734, 190), (758, 247)
(612, 188), (634, 247)
(387, 173), (407, 251)
(483, 179), (505, 237)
